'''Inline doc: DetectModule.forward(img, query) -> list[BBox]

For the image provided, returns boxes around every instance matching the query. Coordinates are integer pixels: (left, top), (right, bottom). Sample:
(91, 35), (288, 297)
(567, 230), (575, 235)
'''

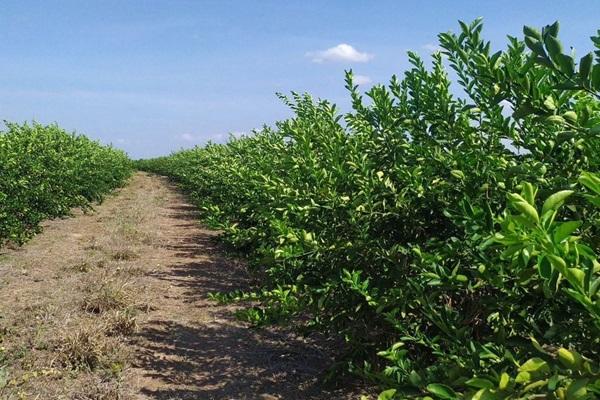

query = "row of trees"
(1, 122), (131, 245)
(138, 21), (600, 399)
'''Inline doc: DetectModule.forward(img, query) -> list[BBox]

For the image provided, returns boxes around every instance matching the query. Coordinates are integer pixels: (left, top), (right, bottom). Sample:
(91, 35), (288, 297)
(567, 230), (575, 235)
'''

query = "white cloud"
(353, 75), (372, 85)
(307, 43), (373, 63)
(422, 43), (442, 53)
(210, 133), (226, 141)
(180, 133), (197, 142)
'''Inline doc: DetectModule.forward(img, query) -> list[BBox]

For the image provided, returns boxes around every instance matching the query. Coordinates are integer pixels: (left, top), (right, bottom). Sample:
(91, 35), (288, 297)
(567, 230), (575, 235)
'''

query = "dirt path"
(0, 173), (369, 399)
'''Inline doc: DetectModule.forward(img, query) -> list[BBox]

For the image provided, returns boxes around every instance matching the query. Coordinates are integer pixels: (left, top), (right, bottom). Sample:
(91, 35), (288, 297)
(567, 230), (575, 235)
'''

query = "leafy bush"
(138, 20), (600, 399)
(0, 121), (131, 245)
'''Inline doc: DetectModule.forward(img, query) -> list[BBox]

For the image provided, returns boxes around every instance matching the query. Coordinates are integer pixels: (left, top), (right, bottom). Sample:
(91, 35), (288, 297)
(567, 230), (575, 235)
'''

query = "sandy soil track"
(0, 173), (369, 399)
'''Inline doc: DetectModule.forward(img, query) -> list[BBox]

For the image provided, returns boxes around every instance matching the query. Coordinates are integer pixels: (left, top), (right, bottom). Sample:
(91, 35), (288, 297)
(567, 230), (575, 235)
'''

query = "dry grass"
(0, 174), (169, 398)
(65, 261), (93, 273)
(70, 378), (126, 400)
(0, 175), (191, 398)
(0, 173), (372, 399)
(103, 308), (138, 337)
(111, 248), (139, 261)
(81, 279), (132, 314)
(83, 240), (103, 251)
(55, 325), (111, 371)
(115, 264), (146, 277)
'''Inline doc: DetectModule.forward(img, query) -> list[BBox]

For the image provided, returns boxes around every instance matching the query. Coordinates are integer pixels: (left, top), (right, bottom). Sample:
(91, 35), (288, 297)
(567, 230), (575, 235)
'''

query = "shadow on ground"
(150, 203), (246, 299)
(134, 200), (365, 399)
(135, 320), (340, 400)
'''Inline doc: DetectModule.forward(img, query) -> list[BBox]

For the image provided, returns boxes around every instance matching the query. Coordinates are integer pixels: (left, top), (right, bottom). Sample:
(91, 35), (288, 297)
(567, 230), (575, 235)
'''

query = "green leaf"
(378, 389), (397, 400)
(535, 56), (555, 68)
(470, 389), (492, 400)
(538, 256), (553, 280)
(543, 96), (557, 111)
(579, 172), (600, 194)
(498, 372), (510, 390)
(553, 220), (581, 243)
(556, 54), (575, 76)
(555, 131), (577, 145)
(519, 357), (550, 373)
(547, 254), (568, 275)
(591, 277), (600, 297)
(542, 190), (574, 215)
(451, 170), (465, 180)
(513, 103), (536, 119)
(575, 243), (596, 260)
(544, 35), (563, 60)
(568, 268), (586, 288)
(530, 337), (547, 354)
(548, 374), (560, 390)
(409, 370), (422, 386)
(508, 192), (529, 205)
(546, 115), (566, 125)
(513, 201), (540, 224)
(562, 111), (578, 124)
(566, 378), (588, 399)
(553, 82), (582, 90)
(426, 383), (457, 399)
(523, 26), (542, 41)
(579, 52), (593, 80)
(465, 377), (494, 389)
(592, 64), (600, 89)
(584, 194), (600, 208)
(521, 182), (537, 205)
(544, 21), (560, 38)
(524, 37), (546, 57)
(515, 371), (531, 384)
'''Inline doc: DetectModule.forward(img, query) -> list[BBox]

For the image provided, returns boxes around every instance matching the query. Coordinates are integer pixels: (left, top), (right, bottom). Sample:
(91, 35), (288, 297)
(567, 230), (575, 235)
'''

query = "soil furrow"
(0, 173), (367, 399)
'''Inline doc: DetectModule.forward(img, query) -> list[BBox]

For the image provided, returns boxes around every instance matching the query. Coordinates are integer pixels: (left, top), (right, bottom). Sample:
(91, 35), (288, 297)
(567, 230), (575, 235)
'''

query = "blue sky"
(1, 1), (598, 158)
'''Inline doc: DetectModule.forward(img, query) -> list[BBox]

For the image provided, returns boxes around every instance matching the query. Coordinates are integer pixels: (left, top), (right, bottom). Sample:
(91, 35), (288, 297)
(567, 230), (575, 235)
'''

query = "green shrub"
(0, 121), (131, 245)
(138, 20), (600, 399)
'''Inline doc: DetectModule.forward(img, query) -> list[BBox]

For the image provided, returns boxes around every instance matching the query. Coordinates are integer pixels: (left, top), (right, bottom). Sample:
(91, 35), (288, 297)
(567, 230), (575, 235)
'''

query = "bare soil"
(0, 173), (372, 399)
